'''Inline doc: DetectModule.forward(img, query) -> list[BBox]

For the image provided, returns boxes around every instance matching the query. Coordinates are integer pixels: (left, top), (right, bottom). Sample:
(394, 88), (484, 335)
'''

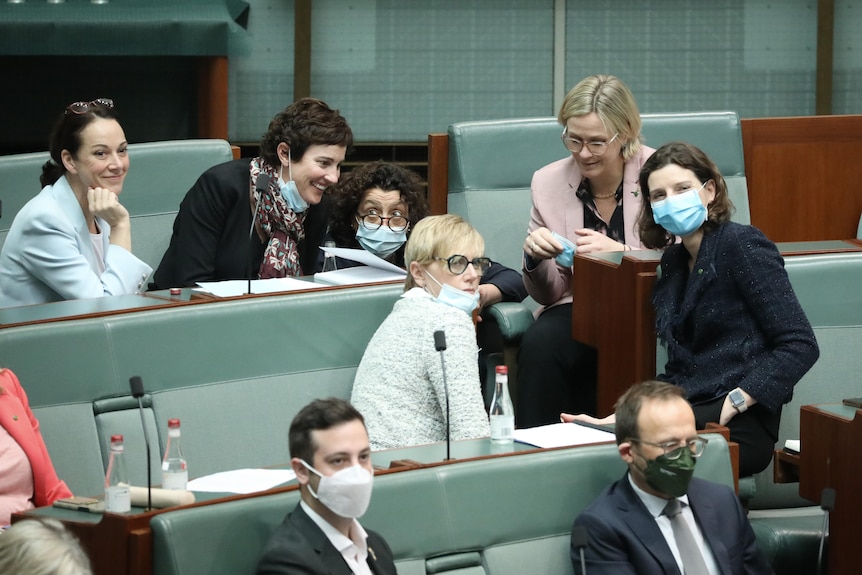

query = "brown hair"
(40, 100), (119, 188)
(614, 381), (686, 445)
(327, 161), (428, 249)
(637, 141), (734, 249)
(259, 97), (353, 168)
(288, 398), (365, 465)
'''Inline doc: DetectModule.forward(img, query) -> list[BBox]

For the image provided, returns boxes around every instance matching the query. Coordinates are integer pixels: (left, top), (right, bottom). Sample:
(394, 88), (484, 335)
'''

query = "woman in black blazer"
(565, 142), (819, 477)
(636, 142), (819, 476)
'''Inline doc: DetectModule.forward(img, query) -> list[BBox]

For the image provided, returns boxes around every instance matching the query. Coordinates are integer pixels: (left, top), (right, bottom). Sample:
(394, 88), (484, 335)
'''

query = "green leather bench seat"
(0, 139), (235, 271)
(447, 111), (749, 278)
(447, 112), (750, 359)
(0, 283), (402, 496)
(150, 434), (734, 575)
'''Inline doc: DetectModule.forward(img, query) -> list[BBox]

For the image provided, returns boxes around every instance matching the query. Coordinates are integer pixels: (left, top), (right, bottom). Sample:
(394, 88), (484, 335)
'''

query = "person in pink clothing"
(517, 75), (655, 428)
(0, 368), (72, 525)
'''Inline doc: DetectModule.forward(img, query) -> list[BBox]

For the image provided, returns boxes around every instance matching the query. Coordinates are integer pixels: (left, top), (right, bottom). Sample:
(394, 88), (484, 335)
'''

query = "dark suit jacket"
(151, 159), (329, 290)
(571, 475), (774, 575)
(654, 221), (818, 413)
(256, 504), (397, 575)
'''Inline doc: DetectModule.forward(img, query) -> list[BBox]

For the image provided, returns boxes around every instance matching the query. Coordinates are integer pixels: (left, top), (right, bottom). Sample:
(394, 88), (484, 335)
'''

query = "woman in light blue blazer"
(0, 99), (151, 308)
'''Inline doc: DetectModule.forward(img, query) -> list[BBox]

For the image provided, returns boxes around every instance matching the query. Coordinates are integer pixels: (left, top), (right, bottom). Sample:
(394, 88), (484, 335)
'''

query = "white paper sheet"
(514, 422), (615, 449)
(318, 246), (406, 274)
(186, 468), (297, 494)
(195, 277), (313, 297)
(314, 266), (406, 286)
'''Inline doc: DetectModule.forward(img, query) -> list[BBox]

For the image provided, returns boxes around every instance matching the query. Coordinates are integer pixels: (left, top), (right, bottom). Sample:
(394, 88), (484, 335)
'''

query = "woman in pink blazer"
(0, 369), (72, 525)
(517, 75), (655, 427)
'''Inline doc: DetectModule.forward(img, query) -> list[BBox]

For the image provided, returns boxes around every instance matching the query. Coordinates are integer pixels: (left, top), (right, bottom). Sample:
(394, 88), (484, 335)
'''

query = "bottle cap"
(169, 287), (182, 296)
(168, 418), (181, 428)
(495, 365), (508, 375)
(111, 434), (123, 443)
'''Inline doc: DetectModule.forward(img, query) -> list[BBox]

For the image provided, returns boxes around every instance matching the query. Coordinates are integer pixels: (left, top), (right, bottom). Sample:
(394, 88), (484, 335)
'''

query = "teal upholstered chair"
(0, 139), (234, 271)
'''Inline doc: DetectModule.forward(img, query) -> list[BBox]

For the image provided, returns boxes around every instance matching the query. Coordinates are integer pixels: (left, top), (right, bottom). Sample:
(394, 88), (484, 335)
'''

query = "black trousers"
(691, 395), (781, 477)
(516, 304), (597, 427)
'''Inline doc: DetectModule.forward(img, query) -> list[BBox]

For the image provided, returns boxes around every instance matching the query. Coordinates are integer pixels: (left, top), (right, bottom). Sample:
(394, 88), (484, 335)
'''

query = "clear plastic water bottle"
(161, 418), (188, 490)
(104, 434), (131, 512)
(322, 240), (338, 273)
(490, 365), (515, 444)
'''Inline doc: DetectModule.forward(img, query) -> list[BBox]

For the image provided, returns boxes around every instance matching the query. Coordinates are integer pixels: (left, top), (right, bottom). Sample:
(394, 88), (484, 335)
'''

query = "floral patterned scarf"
(249, 158), (306, 278)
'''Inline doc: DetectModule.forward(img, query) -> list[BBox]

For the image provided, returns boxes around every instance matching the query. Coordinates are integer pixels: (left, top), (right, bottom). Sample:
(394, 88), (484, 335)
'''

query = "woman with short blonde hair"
(352, 215), (491, 449)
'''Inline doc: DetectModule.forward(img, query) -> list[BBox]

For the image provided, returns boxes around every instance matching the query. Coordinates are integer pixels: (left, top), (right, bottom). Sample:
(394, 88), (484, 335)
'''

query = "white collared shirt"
(627, 474), (720, 575)
(300, 500), (373, 575)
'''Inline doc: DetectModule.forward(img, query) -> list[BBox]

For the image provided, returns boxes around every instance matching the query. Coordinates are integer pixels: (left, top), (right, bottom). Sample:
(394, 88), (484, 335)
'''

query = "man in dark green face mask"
(570, 381), (773, 575)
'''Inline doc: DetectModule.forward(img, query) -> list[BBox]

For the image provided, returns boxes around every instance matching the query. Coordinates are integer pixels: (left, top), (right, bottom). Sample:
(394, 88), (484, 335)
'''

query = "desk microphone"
(247, 173), (271, 295)
(129, 376), (152, 512)
(816, 487), (835, 575)
(571, 525), (589, 574)
(433, 330), (451, 461)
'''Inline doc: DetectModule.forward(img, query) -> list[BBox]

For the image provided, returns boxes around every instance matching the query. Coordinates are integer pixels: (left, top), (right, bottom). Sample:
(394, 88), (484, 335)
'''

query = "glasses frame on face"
(560, 129), (619, 156)
(356, 213), (409, 232)
(628, 436), (708, 460)
(432, 255), (492, 276)
(65, 98), (114, 116)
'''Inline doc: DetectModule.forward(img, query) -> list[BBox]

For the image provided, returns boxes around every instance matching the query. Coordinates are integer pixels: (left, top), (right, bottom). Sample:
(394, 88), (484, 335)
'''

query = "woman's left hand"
(573, 229), (627, 254)
(719, 397), (737, 426)
(719, 388), (755, 426)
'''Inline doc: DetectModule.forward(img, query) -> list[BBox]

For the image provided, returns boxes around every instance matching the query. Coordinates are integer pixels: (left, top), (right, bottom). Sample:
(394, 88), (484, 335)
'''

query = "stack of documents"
(313, 247), (407, 286)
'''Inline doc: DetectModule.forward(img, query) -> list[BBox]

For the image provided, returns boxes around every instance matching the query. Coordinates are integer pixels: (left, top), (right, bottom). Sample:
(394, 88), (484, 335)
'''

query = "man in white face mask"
(256, 398), (396, 575)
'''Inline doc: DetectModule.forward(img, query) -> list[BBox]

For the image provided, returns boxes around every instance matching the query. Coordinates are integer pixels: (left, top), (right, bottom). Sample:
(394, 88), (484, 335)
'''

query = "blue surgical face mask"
(425, 271), (479, 315)
(279, 156), (308, 214)
(651, 182), (708, 237)
(551, 231), (576, 268)
(355, 218), (407, 258)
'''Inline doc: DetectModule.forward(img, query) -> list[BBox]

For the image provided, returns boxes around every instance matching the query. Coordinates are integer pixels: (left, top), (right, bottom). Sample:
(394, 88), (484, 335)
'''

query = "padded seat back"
(447, 112), (748, 273)
(150, 434), (732, 575)
(0, 283), (402, 495)
(0, 139), (234, 270)
(747, 252), (862, 509)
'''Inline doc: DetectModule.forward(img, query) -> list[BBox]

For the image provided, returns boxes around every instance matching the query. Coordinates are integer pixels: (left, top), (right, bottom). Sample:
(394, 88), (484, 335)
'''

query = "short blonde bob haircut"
(404, 214), (484, 291)
(558, 74), (643, 161)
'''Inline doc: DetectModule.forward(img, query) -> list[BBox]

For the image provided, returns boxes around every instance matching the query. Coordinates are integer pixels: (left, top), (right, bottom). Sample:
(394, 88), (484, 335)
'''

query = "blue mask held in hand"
(279, 156), (308, 214)
(425, 271), (479, 315)
(551, 231), (577, 268)
(355, 218), (407, 258)
(651, 182), (708, 237)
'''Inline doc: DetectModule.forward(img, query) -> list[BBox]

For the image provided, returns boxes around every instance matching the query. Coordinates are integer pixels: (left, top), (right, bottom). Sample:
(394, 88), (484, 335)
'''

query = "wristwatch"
(728, 388), (748, 413)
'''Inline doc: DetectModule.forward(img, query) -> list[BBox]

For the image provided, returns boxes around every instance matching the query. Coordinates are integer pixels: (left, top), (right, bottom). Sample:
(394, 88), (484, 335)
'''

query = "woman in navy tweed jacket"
(563, 142), (818, 476)
(636, 142), (819, 476)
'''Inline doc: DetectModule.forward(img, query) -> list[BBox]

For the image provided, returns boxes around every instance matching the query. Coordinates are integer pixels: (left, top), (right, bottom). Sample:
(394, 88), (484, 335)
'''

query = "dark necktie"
(663, 498), (710, 575)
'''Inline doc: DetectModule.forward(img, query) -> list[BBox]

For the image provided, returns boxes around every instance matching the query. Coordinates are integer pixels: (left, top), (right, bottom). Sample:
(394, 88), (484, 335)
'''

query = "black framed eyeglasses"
(628, 436), (708, 460)
(357, 213), (409, 232)
(66, 98), (114, 115)
(560, 129), (618, 156)
(433, 255), (492, 276)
